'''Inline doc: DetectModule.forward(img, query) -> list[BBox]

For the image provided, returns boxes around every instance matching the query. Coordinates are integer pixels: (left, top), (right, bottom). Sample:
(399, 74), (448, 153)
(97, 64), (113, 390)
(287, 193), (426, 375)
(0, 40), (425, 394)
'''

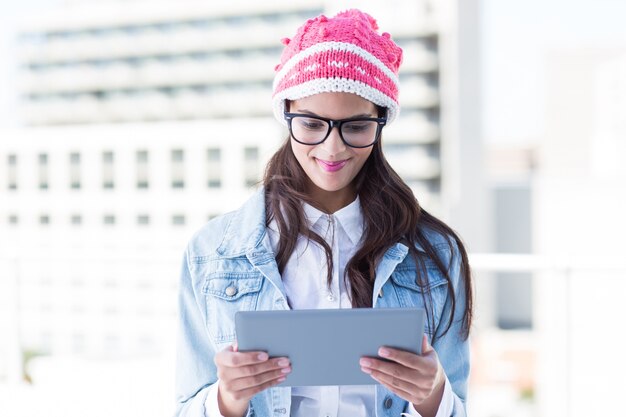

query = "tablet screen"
(235, 308), (425, 386)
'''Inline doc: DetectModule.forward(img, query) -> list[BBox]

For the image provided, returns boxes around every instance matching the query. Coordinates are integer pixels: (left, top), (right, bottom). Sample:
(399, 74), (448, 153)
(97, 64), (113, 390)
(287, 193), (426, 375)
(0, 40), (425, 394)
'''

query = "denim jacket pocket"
(202, 272), (263, 344)
(390, 267), (448, 335)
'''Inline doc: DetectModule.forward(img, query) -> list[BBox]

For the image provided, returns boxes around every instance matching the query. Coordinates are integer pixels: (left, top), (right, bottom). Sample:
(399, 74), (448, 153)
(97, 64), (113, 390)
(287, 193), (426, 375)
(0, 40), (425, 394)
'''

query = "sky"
(2, 0), (626, 143)
(481, 0), (626, 143)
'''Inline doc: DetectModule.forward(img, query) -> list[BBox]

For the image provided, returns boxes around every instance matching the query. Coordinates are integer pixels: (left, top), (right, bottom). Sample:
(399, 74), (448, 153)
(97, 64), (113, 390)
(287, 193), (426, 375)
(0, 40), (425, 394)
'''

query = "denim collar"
(216, 187), (268, 258)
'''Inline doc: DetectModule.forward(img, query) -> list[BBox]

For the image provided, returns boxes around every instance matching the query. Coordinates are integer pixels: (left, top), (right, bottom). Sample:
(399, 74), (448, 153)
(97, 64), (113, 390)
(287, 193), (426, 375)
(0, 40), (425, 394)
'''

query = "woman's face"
(289, 92), (378, 213)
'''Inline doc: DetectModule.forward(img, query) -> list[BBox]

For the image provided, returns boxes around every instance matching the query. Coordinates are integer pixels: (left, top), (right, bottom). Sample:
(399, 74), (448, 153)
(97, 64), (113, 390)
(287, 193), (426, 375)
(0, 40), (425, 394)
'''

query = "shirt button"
(326, 294), (335, 302)
(383, 396), (393, 409)
(225, 286), (237, 297)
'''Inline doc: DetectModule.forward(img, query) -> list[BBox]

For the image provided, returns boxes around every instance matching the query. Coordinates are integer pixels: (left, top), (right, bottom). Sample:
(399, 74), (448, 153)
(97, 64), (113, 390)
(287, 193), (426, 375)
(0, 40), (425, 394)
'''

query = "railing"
(1, 253), (625, 417)
(468, 253), (626, 417)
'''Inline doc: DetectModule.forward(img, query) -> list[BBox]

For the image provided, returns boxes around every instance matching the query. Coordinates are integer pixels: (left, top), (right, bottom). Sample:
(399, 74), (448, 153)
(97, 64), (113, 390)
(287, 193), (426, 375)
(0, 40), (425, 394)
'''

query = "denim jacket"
(174, 188), (470, 417)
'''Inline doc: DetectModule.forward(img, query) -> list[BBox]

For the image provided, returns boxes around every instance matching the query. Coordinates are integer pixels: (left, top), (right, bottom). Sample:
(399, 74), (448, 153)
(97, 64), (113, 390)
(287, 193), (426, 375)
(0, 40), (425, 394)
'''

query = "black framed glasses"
(284, 112), (387, 148)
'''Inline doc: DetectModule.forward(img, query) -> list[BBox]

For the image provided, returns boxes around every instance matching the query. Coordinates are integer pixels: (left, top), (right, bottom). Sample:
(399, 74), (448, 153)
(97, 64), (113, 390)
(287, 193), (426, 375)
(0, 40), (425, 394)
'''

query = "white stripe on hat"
(272, 77), (399, 125)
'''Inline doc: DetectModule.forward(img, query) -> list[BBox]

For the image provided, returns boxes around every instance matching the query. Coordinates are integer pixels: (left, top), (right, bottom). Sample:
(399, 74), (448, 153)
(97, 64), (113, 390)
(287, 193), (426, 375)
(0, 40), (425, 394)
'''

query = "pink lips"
(316, 158), (348, 172)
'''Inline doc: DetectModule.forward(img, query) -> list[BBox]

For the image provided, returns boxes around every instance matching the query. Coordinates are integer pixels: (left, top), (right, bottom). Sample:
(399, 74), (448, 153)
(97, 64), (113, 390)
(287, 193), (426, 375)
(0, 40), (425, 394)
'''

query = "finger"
(369, 373), (420, 405)
(227, 366), (291, 392)
(233, 341), (238, 352)
(360, 357), (419, 385)
(376, 347), (425, 371)
(222, 357), (291, 379)
(214, 344), (234, 367)
(421, 334), (433, 354)
(217, 350), (270, 367)
(228, 374), (287, 401)
(365, 367), (419, 393)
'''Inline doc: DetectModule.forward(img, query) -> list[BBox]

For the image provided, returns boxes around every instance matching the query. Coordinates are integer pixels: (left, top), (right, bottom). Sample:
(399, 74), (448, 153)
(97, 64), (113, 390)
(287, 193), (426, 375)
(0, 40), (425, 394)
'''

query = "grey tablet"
(235, 308), (425, 387)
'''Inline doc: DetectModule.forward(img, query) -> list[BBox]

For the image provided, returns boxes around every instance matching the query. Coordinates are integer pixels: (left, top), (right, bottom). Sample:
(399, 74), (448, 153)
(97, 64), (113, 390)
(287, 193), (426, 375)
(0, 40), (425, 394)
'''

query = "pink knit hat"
(272, 9), (403, 124)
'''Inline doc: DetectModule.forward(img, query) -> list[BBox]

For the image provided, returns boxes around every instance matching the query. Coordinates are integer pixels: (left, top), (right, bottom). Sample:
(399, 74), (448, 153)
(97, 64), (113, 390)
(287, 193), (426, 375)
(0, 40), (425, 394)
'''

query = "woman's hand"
(214, 343), (291, 417)
(359, 334), (446, 417)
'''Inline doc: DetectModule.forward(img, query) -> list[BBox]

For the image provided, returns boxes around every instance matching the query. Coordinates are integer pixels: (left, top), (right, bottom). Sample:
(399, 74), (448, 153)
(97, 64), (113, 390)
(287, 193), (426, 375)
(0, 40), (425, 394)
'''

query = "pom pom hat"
(272, 9), (403, 124)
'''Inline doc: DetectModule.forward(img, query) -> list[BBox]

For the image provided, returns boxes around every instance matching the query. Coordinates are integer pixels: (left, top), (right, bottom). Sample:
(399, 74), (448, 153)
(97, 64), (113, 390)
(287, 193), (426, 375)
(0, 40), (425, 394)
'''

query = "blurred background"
(0, 0), (625, 416)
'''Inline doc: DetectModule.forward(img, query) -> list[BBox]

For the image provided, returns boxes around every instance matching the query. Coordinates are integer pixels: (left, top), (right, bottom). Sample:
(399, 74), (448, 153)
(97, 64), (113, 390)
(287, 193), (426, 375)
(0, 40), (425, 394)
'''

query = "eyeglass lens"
(290, 116), (379, 147)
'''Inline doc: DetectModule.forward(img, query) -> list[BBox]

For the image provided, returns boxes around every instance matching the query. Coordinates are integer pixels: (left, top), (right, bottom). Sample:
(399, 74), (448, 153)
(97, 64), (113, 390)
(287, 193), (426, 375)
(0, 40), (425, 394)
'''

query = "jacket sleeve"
(431, 241), (471, 417)
(173, 247), (219, 417)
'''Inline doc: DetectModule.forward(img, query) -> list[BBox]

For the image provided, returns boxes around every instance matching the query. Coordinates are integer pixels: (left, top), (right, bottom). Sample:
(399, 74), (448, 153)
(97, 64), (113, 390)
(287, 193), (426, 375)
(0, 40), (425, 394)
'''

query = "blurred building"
(0, 0), (484, 391)
(487, 145), (535, 330)
(0, 120), (279, 361)
(12, 0), (478, 212)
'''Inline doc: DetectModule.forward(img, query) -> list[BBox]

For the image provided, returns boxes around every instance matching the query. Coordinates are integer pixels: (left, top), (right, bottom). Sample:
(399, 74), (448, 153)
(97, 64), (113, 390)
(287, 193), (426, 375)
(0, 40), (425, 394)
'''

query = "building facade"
(1, 0), (484, 392)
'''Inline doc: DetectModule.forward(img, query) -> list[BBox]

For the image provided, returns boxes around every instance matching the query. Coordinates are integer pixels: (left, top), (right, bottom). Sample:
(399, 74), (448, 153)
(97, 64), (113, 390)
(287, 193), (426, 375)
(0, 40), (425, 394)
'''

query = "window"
(103, 214), (116, 226)
(38, 153), (49, 190)
(494, 185), (533, 330)
(41, 332), (53, 352)
(70, 214), (82, 226)
(39, 276), (52, 287)
(137, 150), (148, 162)
(103, 277), (117, 288)
(172, 214), (185, 226)
(70, 305), (86, 314)
(102, 151), (114, 189)
(243, 146), (259, 187)
(136, 279), (152, 290)
(8, 215), (18, 225)
(72, 333), (86, 353)
(7, 154), (17, 190)
(69, 152), (81, 189)
(207, 148), (221, 188)
(137, 214), (150, 226)
(70, 276), (84, 287)
(104, 334), (120, 353)
(171, 149), (185, 188)
(136, 150), (149, 189)
(138, 334), (155, 350)
(39, 215), (50, 225)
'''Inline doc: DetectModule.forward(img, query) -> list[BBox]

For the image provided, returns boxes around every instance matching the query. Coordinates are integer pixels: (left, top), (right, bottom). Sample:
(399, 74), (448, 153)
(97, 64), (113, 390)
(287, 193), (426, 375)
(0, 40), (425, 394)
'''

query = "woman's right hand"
(214, 343), (291, 417)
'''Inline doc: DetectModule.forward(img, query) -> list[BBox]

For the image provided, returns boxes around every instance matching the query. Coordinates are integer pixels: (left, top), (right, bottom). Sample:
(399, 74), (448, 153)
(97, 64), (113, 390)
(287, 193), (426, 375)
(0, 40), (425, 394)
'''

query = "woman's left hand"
(359, 334), (446, 409)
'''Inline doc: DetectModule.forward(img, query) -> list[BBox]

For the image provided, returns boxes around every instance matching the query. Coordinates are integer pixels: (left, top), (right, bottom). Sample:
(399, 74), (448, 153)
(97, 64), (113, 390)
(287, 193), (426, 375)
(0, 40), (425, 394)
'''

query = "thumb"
(421, 333), (433, 355)
(232, 341), (239, 352)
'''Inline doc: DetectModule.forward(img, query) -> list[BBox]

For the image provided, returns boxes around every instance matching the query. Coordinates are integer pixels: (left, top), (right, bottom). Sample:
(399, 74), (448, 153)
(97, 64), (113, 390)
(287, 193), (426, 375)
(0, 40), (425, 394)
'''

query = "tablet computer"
(235, 308), (425, 387)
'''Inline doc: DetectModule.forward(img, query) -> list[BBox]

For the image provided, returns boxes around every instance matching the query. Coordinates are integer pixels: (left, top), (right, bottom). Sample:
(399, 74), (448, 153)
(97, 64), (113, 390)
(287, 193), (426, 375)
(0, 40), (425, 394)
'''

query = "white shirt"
(206, 197), (453, 416)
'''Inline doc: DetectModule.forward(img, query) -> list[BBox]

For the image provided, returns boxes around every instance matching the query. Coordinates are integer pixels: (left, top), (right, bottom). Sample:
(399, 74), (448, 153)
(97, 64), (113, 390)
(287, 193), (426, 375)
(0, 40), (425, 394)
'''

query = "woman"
(174, 9), (472, 417)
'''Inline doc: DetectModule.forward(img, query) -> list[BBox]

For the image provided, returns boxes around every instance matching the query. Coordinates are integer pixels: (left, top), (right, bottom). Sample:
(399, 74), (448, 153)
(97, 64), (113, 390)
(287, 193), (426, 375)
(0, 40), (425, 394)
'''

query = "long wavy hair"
(262, 132), (473, 343)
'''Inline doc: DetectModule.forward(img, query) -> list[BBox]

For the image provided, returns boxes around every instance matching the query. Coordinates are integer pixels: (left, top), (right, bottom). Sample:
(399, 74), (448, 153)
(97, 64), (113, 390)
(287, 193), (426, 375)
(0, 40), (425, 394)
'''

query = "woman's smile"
(315, 158), (349, 172)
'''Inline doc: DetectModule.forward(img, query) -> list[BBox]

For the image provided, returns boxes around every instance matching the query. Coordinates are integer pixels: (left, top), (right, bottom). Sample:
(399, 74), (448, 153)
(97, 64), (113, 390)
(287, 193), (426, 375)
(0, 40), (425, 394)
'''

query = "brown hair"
(263, 136), (473, 343)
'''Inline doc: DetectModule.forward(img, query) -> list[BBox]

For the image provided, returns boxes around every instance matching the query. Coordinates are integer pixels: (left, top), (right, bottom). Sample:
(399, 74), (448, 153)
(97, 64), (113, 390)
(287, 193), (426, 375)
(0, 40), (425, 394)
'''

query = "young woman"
(174, 9), (472, 417)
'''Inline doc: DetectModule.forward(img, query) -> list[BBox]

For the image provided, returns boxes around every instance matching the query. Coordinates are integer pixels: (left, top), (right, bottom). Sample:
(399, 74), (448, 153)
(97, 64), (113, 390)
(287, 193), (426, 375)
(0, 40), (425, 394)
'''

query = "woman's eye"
(299, 119), (325, 130)
(344, 122), (369, 133)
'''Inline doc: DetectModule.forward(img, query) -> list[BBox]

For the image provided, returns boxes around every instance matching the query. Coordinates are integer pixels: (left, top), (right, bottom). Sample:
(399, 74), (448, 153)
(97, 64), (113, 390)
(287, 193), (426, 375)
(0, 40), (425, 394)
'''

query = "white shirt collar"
(302, 196), (364, 246)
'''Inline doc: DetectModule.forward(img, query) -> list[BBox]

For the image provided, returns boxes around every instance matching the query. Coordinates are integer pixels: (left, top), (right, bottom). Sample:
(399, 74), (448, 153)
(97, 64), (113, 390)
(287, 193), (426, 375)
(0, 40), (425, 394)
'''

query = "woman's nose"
(320, 126), (347, 155)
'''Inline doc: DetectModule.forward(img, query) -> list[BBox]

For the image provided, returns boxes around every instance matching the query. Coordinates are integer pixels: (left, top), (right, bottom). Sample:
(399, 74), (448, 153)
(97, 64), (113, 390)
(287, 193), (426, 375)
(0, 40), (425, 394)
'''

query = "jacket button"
(383, 396), (393, 409)
(225, 286), (237, 297)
